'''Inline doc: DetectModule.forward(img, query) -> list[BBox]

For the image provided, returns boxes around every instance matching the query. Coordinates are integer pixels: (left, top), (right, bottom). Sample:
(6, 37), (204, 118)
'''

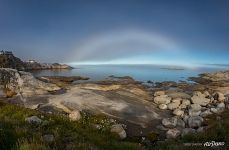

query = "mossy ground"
(0, 101), (142, 150)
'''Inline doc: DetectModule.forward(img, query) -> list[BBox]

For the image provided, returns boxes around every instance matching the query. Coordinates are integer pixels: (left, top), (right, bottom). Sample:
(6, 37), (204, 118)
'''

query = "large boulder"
(188, 116), (204, 128)
(217, 103), (225, 109)
(172, 98), (182, 104)
(0, 68), (60, 97)
(176, 118), (185, 129)
(25, 116), (42, 124)
(191, 92), (210, 106)
(200, 109), (212, 117)
(210, 107), (224, 114)
(173, 109), (184, 116)
(154, 91), (165, 96)
(166, 128), (181, 139)
(154, 95), (171, 105)
(181, 128), (196, 137)
(213, 92), (225, 102)
(188, 104), (202, 117)
(110, 124), (127, 139)
(190, 104), (202, 111)
(188, 109), (201, 117)
(69, 110), (81, 121)
(167, 102), (180, 110)
(158, 104), (167, 110)
(162, 117), (177, 128)
(182, 99), (191, 106)
(166, 92), (191, 99)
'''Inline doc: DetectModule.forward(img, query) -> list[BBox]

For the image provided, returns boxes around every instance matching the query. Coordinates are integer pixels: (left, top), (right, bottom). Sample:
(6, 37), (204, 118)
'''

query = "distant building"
(0, 50), (13, 55)
(27, 60), (36, 63)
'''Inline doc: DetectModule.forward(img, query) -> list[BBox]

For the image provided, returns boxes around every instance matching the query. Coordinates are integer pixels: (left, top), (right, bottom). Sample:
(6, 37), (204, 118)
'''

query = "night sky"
(0, 0), (229, 67)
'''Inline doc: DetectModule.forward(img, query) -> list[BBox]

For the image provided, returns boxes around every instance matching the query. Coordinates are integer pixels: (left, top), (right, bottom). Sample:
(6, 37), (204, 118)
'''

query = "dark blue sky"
(0, 0), (229, 66)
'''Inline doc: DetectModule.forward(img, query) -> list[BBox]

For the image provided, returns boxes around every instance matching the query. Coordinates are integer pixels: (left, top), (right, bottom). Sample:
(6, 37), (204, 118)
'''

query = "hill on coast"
(0, 52), (25, 70)
(0, 51), (72, 70)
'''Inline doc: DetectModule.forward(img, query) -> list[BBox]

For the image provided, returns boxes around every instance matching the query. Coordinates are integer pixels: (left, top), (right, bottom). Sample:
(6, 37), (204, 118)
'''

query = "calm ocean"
(31, 64), (228, 82)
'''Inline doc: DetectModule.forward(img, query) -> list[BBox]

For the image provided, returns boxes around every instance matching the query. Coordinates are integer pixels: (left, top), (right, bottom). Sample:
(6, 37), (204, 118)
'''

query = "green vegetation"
(0, 101), (142, 150)
(1, 100), (229, 150)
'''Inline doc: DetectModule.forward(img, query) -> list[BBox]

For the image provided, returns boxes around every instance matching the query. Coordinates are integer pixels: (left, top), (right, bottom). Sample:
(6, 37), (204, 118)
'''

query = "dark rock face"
(0, 53), (25, 70)
(0, 52), (72, 70)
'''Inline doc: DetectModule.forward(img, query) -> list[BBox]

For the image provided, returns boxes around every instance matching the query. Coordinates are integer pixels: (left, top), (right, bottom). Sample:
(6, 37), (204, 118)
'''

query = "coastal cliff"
(0, 51), (72, 70)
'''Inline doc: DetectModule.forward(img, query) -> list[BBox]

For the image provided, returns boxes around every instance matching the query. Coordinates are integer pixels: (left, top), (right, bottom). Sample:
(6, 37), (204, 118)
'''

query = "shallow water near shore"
(30, 64), (228, 82)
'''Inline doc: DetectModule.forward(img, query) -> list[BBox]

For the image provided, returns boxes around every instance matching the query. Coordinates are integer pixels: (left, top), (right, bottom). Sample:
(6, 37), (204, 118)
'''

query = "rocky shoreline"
(0, 68), (229, 143)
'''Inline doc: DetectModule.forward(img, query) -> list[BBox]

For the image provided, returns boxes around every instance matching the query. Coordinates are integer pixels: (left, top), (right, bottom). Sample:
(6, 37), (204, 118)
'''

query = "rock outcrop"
(0, 52), (25, 70)
(0, 52), (72, 70)
(0, 68), (60, 98)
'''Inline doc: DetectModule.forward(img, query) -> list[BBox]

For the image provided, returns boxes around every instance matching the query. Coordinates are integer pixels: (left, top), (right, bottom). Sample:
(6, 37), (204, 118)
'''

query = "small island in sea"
(160, 67), (185, 70)
(0, 1), (229, 150)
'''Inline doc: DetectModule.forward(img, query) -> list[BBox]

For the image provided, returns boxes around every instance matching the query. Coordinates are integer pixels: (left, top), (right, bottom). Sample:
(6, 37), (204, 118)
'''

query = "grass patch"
(1, 100), (229, 150)
(0, 101), (142, 150)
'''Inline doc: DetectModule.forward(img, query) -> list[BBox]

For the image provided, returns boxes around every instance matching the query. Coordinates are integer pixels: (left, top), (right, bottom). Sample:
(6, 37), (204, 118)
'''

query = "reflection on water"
(30, 64), (228, 82)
